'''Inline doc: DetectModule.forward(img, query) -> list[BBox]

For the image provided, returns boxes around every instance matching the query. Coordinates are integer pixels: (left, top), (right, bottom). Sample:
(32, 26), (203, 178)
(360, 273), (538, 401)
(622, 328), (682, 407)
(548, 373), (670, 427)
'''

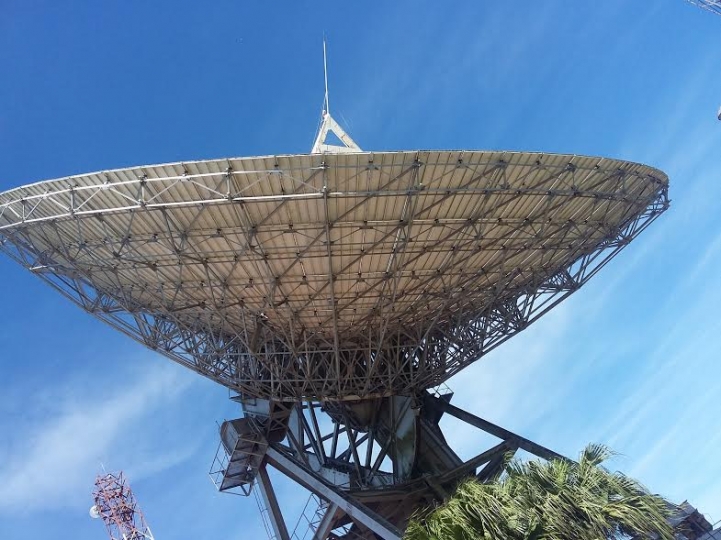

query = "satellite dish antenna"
(0, 45), (670, 540)
(89, 505), (101, 519)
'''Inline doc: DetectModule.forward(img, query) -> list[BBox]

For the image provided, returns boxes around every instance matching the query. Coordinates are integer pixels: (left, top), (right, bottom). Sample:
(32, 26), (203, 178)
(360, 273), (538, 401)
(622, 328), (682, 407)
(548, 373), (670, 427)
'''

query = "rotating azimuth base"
(210, 389), (565, 540)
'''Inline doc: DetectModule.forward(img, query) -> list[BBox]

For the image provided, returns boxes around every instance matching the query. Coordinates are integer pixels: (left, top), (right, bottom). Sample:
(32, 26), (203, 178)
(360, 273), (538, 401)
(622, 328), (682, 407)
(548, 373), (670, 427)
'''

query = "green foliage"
(404, 444), (674, 540)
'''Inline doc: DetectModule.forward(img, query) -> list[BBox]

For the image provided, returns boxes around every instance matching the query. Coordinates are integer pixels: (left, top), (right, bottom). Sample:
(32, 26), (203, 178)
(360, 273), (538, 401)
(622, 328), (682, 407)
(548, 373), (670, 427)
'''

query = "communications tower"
(90, 472), (155, 540)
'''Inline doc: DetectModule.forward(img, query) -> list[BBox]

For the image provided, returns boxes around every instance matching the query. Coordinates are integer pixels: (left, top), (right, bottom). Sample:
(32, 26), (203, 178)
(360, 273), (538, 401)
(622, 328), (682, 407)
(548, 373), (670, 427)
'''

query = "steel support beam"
(429, 395), (568, 462)
(313, 503), (341, 540)
(265, 447), (402, 540)
(477, 452), (511, 483)
(256, 466), (291, 540)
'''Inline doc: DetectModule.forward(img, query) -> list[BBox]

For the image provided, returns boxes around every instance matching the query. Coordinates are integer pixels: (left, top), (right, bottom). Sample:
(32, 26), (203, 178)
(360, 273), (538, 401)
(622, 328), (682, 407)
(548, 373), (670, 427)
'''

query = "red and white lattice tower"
(90, 472), (155, 540)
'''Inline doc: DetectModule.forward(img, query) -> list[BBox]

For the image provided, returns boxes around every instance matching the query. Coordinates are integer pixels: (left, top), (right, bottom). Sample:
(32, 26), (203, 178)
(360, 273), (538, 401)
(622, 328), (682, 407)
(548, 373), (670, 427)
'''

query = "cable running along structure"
(0, 47), (669, 539)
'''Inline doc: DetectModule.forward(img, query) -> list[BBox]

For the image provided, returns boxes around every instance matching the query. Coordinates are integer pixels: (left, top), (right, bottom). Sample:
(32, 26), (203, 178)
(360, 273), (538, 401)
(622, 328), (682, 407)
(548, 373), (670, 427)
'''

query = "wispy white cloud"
(576, 96), (721, 321)
(442, 302), (574, 457)
(441, 152), (721, 517)
(0, 361), (197, 514)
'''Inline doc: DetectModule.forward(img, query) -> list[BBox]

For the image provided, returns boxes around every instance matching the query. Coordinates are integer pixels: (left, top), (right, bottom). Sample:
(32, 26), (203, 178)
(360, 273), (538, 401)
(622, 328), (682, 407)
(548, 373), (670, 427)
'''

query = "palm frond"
(404, 444), (675, 540)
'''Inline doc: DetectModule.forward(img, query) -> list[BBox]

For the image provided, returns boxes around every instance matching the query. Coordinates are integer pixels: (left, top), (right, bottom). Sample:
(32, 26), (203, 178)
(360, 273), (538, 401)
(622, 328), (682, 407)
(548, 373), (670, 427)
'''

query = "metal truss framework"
(687, 0), (721, 15)
(0, 53), (671, 538)
(92, 472), (155, 540)
(0, 152), (669, 401)
(211, 391), (567, 539)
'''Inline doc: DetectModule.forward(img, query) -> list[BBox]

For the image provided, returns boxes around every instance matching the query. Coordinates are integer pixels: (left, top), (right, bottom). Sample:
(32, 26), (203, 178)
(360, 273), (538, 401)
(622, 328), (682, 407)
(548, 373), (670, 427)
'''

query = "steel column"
(313, 503), (341, 540)
(256, 466), (291, 540)
(265, 447), (402, 540)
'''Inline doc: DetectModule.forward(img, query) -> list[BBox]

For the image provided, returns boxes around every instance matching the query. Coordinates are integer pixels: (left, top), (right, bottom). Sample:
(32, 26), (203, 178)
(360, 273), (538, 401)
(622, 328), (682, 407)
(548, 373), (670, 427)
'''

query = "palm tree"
(404, 444), (675, 540)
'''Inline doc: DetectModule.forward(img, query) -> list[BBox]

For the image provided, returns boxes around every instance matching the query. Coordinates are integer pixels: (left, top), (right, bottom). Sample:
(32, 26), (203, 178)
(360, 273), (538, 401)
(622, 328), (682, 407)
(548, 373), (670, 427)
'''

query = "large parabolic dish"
(0, 151), (668, 400)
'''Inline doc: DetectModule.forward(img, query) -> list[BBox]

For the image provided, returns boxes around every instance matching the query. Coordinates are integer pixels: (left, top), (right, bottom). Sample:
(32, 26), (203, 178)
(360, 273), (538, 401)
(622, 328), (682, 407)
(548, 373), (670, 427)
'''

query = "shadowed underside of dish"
(0, 150), (669, 400)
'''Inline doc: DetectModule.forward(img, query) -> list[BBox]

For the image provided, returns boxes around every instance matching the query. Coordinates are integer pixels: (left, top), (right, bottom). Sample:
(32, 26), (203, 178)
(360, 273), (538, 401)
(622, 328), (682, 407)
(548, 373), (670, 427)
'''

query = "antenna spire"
(311, 37), (362, 154)
(323, 36), (330, 117)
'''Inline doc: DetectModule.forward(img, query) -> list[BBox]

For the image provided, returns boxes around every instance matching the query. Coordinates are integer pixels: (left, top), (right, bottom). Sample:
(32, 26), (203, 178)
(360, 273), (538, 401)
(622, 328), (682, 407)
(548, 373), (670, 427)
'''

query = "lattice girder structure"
(211, 391), (570, 539)
(0, 151), (668, 401)
(92, 472), (154, 540)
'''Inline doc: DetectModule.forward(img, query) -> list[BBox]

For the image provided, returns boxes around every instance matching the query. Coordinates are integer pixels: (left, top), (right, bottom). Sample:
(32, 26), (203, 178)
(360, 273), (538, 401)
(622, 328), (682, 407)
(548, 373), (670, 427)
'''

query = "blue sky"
(1, 0), (721, 538)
